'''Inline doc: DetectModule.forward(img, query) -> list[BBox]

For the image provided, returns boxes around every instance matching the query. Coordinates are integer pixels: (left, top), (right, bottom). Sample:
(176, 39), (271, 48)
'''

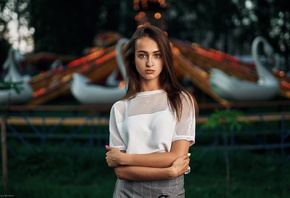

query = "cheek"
(157, 61), (164, 72)
(135, 61), (143, 74)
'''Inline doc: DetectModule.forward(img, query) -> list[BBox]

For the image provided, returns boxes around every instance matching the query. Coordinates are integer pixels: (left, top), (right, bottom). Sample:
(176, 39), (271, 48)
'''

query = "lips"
(145, 69), (155, 74)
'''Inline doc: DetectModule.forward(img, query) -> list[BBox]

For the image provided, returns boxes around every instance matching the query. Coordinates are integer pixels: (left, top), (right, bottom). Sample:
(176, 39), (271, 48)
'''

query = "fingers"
(181, 154), (190, 175)
(105, 145), (111, 150)
(181, 154), (189, 160)
(105, 156), (114, 167)
(105, 145), (111, 166)
(105, 145), (120, 167)
(171, 154), (191, 177)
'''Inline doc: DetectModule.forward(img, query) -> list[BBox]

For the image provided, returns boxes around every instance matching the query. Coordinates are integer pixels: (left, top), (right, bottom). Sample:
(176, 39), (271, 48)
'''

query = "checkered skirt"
(112, 175), (185, 198)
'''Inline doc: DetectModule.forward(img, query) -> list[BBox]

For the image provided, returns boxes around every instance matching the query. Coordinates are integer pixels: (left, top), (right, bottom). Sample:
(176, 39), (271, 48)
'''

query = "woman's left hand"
(105, 146), (123, 167)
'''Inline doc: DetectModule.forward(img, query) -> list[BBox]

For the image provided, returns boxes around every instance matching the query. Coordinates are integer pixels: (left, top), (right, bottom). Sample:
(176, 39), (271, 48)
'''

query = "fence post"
(1, 115), (8, 191)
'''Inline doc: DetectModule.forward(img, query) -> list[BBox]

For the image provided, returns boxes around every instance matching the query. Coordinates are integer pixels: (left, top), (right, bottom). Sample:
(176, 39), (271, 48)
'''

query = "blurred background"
(0, 0), (290, 197)
(1, 0), (289, 68)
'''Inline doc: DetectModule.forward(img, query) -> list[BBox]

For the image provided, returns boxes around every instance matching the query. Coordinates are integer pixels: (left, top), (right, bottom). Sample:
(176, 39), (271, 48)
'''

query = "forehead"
(135, 37), (160, 52)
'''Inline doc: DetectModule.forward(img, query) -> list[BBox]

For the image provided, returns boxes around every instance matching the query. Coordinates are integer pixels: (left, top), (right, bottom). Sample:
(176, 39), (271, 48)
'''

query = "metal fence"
(1, 107), (290, 160)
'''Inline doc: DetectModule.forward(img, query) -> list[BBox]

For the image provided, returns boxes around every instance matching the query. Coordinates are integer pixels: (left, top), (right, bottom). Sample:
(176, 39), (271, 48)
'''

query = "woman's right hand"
(105, 146), (123, 167)
(171, 154), (190, 178)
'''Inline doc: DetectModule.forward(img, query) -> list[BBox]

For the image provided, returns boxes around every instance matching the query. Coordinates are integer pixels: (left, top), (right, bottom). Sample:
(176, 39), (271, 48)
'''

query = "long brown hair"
(123, 25), (198, 120)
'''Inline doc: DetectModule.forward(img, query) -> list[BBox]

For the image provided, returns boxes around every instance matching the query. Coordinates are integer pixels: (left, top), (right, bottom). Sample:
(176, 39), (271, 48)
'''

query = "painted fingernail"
(105, 145), (109, 148)
(187, 153), (191, 157)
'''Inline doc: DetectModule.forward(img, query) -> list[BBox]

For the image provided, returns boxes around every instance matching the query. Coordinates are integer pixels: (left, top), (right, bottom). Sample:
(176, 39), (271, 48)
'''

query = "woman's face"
(134, 37), (163, 88)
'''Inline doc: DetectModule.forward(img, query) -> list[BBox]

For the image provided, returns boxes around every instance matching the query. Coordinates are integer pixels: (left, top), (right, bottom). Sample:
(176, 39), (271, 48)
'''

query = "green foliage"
(0, 81), (24, 94)
(203, 109), (249, 137)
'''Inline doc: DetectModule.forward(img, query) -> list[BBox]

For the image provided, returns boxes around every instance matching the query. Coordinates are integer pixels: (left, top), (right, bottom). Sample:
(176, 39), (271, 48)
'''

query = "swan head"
(252, 36), (274, 57)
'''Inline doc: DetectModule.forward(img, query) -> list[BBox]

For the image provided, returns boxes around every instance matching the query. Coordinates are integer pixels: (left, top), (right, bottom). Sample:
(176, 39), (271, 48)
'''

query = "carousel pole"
(1, 115), (8, 191)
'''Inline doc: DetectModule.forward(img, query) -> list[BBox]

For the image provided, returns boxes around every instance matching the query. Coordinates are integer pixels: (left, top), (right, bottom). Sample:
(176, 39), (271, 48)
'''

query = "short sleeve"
(172, 94), (196, 146)
(109, 103), (127, 151)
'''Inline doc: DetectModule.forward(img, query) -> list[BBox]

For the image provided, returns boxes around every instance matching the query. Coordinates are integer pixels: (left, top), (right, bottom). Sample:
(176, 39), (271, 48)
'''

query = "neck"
(140, 80), (161, 92)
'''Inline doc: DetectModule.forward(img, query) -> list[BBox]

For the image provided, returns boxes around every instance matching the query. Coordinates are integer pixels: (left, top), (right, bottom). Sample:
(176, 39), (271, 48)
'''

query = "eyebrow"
(136, 50), (161, 53)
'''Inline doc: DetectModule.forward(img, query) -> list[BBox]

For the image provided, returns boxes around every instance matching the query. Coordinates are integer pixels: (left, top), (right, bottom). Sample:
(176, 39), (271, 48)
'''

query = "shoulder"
(180, 91), (197, 112)
(180, 91), (194, 103)
(111, 99), (130, 119)
(112, 99), (126, 108)
(111, 99), (127, 113)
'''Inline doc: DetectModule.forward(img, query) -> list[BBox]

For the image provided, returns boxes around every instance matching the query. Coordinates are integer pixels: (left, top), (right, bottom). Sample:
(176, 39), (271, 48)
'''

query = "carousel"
(1, 0), (290, 106)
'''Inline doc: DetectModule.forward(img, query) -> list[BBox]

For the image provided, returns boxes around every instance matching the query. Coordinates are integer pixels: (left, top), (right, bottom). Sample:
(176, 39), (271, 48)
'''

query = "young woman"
(106, 25), (198, 198)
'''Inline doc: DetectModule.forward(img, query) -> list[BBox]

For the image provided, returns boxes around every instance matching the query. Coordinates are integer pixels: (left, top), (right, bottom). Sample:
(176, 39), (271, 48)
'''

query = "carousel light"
(141, 0), (148, 8)
(154, 12), (162, 19)
(158, 0), (166, 8)
(135, 15), (141, 21)
(68, 48), (105, 68)
(118, 81), (126, 88)
(33, 87), (46, 98)
(279, 71), (285, 77)
(80, 64), (89, 72)
(160, 3), (166, 8)
(133, 5), (140, 10)
(137, 24), (144, 29)
(281, 81), (290, 89)
(139, 11), (145, 17)
(191, 43), (200, 49)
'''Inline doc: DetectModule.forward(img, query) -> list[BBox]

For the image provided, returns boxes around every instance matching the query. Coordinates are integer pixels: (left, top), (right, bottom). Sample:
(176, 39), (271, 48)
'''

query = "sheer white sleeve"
(172, 94), (196, 146)
(109, 103), (127, 151)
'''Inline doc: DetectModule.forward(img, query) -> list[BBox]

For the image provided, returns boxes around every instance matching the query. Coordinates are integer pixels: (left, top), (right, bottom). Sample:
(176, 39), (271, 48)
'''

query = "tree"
(27, 0), (136, 56)
(231, 0), (290, 70)
(166, 0), (289, 62)
(269, 0), (290, 71)
(203, 109), (249, 198)
(0, 0), (9, 40)
(28, 0), (101, 55)
(0, 1), (14, 67)
(167, 0), (243, 53)
(0, 0), (32, 51)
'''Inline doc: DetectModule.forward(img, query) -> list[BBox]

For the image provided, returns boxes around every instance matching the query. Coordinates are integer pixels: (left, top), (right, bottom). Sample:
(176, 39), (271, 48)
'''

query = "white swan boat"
(0, 48), (33, 105)
(209, 36), (280, 101)
(70, 38), (129, 105)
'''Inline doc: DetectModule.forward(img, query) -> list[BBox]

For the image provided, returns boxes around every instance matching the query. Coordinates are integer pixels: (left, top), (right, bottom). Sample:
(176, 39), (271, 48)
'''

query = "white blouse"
(109, 89), (196, 154)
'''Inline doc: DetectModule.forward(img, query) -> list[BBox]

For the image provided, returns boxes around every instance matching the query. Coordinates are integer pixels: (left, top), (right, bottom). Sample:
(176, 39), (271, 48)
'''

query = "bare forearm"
(119, 140), (190, 168)
(114, 165), (177, 181)
(120, 152), (176, 168)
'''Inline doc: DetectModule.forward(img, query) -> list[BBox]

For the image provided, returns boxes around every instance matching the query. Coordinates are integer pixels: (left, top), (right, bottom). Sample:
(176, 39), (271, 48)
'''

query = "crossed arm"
(105, 140), (191, 181)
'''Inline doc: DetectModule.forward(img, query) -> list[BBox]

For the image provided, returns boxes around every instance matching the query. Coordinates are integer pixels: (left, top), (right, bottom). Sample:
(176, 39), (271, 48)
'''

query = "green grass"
(0, 142), (289, 198)
(185, 147), (290, 198)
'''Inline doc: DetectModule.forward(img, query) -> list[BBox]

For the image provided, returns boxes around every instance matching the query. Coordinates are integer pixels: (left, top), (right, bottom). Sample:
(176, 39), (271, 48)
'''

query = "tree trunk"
(224, 134), (230, 198)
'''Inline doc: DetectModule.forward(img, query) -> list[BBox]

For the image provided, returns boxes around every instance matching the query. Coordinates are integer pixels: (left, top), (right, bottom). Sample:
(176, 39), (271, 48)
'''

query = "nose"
(146, 56), (153, 67)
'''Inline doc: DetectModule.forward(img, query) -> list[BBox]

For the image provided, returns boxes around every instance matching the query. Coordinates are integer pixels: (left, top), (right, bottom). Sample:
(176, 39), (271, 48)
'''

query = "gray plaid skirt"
(112, 175), (185, 198)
